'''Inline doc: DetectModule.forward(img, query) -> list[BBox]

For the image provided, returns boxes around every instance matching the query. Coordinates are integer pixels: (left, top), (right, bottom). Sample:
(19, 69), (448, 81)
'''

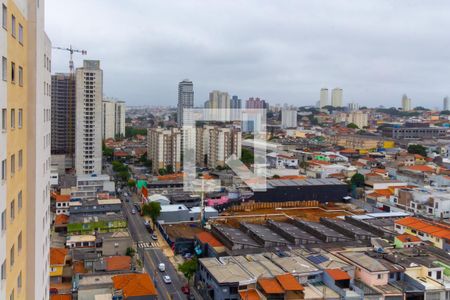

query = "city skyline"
(46, 0), (450, 108)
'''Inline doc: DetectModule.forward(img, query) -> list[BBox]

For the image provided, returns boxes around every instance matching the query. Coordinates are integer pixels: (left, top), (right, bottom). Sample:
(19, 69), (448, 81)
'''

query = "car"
(183, 253), (192, 259)
(187, 295), (195, 300)
(151, 234), (158, 240)
(134, 203), (142, 213)
(131, 209), (136, 214)
(158, 263), (165, 272)
(163, 275), (172, 284)
(125, 197), (130, 203)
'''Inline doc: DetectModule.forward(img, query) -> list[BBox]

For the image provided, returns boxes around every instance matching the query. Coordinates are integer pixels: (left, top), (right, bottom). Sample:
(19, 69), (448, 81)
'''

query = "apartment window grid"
(1, 209), (6, 230)
(18, 66), (23, 86)
(10, 108), (15, 129)
(2, 108), (6, 130)
(18, 109), (22, 128)
(18, 23), (23, 44)
(11, 61), (15, 83)
(2, 56), (6, 81)
(10, 154), (15, 176)
(1, 4), (6, 29)
(18, 190), (22, 210)
(10, 199), (15, 221)
(18, 150), (22, 170)
(1, 159), (6, 181)
(11, 14), (15, 37)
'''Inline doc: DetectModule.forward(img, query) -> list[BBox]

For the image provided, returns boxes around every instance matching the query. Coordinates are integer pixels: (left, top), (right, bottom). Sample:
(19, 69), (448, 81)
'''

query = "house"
(53, 193), (71, 215)
(50, 248), (70, 284)
(337, 251), (389, 286)
(195, 231), (226, 257)
(256, 275), (305, 300)
(112, 273), (158, 299)
(394, 234), (423, 248)
(394, 217), (450, 250)
(67, 213), (127, 234)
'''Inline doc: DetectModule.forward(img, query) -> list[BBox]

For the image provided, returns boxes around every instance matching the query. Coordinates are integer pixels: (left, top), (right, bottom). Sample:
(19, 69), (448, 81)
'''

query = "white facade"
(102, 100), (115, 139)
(281, 109), (297, 128)
(402, 94), (412, 111)
(101, 98), (125, 140)
(348, 102), (360, 111)
(75, 60), (103, 175)
(331, 88), (343, 107)
(444, 96), (449, 111)
(147, 128), (181, 173)
(319, 88), (328, 108)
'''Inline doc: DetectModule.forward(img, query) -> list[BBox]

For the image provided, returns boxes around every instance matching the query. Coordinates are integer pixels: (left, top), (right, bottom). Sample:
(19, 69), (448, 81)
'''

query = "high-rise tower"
(320, 88), (328, 108)
(177, 79), (194, 127)
(1, 1), (52, 299)
(331, 88), (343, 107)
(75, 60), (103, 175)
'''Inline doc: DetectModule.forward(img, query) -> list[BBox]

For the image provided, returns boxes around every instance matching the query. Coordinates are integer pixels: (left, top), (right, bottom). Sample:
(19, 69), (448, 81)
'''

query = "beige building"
(1, 0), (51, 299)
(195, 126), (241, 169)
(335, 111), (368, 129)
(147, 128), (181, 174)
(331, 87), (343, 107)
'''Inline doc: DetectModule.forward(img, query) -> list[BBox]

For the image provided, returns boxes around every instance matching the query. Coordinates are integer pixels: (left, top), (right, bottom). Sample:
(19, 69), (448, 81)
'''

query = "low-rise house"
(337, 251), (390, 286)
(67, 213), (127, 234)
(394, 217), (450, 250)
(50, 248), (70, 284)
(394, 234), (423, 248)
(112, 273), (158, 299)
(53, 193), (71, 215)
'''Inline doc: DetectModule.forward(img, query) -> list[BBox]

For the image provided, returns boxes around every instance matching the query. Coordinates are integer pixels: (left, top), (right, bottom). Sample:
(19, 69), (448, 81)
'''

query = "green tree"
(112, 161), (128, 172)
(126, 247), (136, 257)
(118, 170), (130, 182)
(128, 179), (136, 188)
(350, 173), (365, 188)
(272, 174), (280, 179)
(178, 257), (198, 285)
(142, 202), (162, 229)
(407, 144), (427, 157)
(158, 168), (167, 175)
(166, 165), (174, 174)
(347, 123), (359, 129)
(441, 110), (450, 115)
(241, 148), (254, 165)
(125, 126), (148, 138)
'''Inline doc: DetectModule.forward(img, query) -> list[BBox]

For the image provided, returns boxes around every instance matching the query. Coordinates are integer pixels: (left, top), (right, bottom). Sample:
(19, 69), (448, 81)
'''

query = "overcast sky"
(45, 0), (450, 108)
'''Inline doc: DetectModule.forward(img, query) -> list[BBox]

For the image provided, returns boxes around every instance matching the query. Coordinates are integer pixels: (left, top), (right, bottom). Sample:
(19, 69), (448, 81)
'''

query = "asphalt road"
(123, 200), (187, 300)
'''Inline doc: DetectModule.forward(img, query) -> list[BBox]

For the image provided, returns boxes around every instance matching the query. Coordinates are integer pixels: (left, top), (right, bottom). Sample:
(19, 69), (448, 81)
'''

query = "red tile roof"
(258, 278), (284, 294)
(395, 217), (450, 240)
(396, 233), (422, 243)
(50, 295), (72, 300)
(52, 193), (71, 202)
(276, 274), (304, 291)
(325, 268), (351, 281)
(54, 214), (69, 226)
(196, 232), (224, 248)
(405, 165), (435, 173)
(112, 273), (157, 297)
(239, 289), (261, 300)
(50, 248), (69, 266)
(105, 256), (131, 271)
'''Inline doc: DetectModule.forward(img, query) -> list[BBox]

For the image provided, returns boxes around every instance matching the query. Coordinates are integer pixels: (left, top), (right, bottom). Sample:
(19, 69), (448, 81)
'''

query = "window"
(17, 191), (22, 210)
(2, 57), (6, 81)
(1, 210), (5, 230)
(437, 270), (442, 280)
(1, 159), (6, 181)
(18, 150), (22, 169)
(10, 109), (14, 129)
(17, 271), (21, 289)
(377, 274), (383, 279)
(2, 4), (6, 29)
(1, 260), (5, 280)
(2, 108), (6, 130)
(10, 199), (15, 220)
(18, 23), (23, 44)
(18, 66), (22, 86)
(11, 61), (15, 83)
(17, 232), (22, 252)
(11, 14), (15, 37)
(9, 289), (14, 300)
(18, 109), (22, 128)
(10, 245), (14, 267)
(10, 154), (15, 176)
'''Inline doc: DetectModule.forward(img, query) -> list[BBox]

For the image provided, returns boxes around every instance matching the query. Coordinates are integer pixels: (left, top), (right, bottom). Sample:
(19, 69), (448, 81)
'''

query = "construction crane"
(52, 45), (87, 73)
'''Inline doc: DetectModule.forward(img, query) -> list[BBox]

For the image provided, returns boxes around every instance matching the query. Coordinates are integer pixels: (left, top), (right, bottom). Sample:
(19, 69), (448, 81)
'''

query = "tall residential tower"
(1, 0), (52, 299)
(319, 88), (328, 108)
(75, 60), (103, 175)
(331, 88), (343, 107)
(102, 98), (125, 140)
(177, 79), (194, 127)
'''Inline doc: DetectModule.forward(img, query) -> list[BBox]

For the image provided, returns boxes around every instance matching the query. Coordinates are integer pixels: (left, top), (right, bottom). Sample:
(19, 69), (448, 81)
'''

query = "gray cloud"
(46, 0), (450, 108)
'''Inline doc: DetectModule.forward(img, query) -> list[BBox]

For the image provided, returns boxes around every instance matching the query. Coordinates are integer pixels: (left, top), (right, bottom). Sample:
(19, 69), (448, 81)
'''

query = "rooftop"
(50, 248), (69, 266)
(112, 273), (157, 297)
(241, 222), (291, 244)
(339, 252), (388, 272)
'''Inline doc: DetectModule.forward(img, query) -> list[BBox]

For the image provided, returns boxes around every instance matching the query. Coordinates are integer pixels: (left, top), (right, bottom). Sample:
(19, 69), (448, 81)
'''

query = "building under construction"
(51, 73), (76, 166)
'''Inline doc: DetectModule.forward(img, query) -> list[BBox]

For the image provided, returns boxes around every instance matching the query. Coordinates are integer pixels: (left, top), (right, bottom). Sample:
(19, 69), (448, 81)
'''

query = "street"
(123, 199), (187, 300)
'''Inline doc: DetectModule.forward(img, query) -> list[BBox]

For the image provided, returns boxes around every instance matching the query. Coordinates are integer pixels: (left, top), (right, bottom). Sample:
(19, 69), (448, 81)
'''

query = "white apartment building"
(348, 102), (360, 111)
(75, 60), (103, 175)
(331, 87), (343, 107)
(281, 109), (297, 128)
(347, 111), (368, 128)
(147, 128), (181, 174)
(102, 98), (125, 140)
(319, 88), (328, 108)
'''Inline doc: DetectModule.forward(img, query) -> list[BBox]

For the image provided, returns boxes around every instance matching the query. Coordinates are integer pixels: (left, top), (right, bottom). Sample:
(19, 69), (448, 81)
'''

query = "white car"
(163, 275), (172, 284)
(131, 209), (136, 214)
(158, 263), (165, 272)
